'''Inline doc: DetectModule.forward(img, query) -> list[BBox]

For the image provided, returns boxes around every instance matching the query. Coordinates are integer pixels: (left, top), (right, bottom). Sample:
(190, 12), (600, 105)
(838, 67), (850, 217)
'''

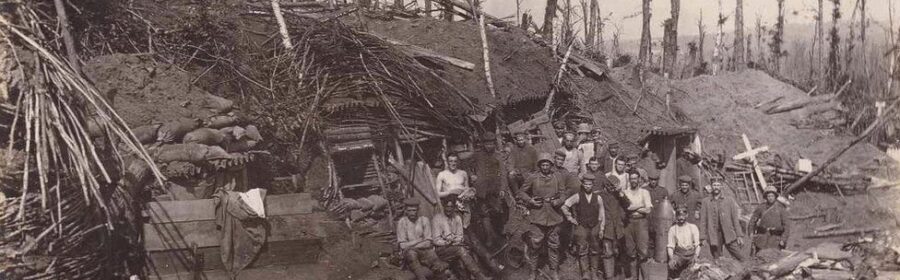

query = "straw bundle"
(1, 4), (163, 279)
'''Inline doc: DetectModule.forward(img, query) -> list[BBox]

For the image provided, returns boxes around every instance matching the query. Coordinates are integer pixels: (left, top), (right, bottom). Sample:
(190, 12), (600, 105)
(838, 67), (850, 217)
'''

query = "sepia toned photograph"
(1, 0), (899, 279)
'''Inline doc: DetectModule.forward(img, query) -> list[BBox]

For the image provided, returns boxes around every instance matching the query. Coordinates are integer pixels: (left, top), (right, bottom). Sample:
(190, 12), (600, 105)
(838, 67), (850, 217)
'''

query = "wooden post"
(53, 0), (79, 72)
(371, 154), (394, 227)
(543, 41), (575, 113)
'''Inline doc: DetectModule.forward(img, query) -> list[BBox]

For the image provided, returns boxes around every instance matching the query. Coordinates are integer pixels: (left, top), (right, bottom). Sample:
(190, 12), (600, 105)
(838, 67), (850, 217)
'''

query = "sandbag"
(203, 93), (234, 114)
(157, 118), (202, 143)
(132, 124), (162, 144)
(183, 128), (226, 145)
(206, 113), (242, 129)
(154, 143), (231, 163)
(244, 125), (262, 141)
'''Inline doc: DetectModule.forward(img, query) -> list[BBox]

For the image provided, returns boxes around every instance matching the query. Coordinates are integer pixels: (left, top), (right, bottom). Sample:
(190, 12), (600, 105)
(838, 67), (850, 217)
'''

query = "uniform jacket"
(698, 195), (744, 246)
(517, 172), (566, 227)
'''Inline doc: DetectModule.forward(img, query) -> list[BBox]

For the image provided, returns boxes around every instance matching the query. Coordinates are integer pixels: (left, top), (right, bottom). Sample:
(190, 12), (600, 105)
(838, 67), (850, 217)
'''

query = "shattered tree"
(734, 0), (745, 70)
(662, 0), (680, 77)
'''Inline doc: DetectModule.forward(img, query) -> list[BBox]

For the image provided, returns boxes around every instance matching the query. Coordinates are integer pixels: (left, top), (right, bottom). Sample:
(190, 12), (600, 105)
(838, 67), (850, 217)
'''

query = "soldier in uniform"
(517, 153), (568, 280)
(561, 174), (606, 280)
(750, 188), (791, 253)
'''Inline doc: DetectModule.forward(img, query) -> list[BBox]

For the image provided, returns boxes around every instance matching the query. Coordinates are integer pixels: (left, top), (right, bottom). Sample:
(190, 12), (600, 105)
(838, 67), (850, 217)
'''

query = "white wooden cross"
(732, 134), (769, 190)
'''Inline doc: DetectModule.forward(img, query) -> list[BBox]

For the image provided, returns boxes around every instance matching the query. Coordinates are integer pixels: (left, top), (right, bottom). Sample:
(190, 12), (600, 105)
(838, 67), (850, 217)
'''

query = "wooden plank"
(146, 239), (322, 278)
(144, 213), (326, 251)
(146, 193), (315, 224)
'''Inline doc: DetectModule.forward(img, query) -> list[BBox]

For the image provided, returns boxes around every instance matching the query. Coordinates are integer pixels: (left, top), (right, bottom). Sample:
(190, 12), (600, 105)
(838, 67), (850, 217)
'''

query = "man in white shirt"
(433, 198), (490, 280)
(397, 199), (449, 280)
(561, 174), (606, 280)
(622, 171), (653, 280)
(435, 154), (474, 226)
(667, 207), (701, 278)
(560, 132), (584, 174)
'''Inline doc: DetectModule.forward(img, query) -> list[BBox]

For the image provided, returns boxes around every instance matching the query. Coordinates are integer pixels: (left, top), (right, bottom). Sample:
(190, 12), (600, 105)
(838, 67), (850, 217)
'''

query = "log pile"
(747, 233), (900, 279)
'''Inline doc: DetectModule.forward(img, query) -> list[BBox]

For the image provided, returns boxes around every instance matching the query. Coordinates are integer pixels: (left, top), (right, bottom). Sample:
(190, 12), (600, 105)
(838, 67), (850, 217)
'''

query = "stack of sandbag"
(118, 93), (265, 178)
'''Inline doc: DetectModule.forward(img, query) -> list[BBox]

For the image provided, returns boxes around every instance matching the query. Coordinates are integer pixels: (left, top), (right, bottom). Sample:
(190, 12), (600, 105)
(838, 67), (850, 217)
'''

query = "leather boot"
(578, 257), (593, 280)
(602, 257), (616, 280)
(638, 260), (650, 280)
(590, 254), (601, 280)
(627, 260), (638, 280)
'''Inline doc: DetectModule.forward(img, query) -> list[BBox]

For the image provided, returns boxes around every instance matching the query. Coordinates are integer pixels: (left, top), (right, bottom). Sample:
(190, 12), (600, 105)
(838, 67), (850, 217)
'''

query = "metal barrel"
(653, 197), (674, 262)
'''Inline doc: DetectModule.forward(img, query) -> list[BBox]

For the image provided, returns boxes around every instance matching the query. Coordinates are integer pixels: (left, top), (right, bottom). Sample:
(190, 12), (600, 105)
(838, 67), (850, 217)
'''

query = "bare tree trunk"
(662, 0), (680, 77)
(861, 0), (868, 78)
(425, 0), (432, 16)
(827, 0), (842, 89)
(563, 0), (573, 44)
(590, 0), (599, 50)
(543, 0), (559, 40)
(612, 25), (621, 60)
(756, 16), (763, 66)
(698, 11), (706, 66)
(638, 0), (653, 70)
(443, 1), (453, 21)
(817, 0), (825, 79)
(712, 0), (724, 75)
(54, 0), (79, 72)
(734, 0), (745, 70)
(394, 0), (403, 10)
(772, 0), (785, 73)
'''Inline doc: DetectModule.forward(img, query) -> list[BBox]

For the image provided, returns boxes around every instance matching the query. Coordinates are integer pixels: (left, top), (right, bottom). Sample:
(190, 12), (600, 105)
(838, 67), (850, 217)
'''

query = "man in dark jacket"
(507, 131), (538, 194)
(518, 153), (567, 280)
(750, 188), (791, 253)
(597, 175), (629, 280)
(670, 176), (704, 225)
(467, 132), (508, 250)
(699, 181), (747, 261)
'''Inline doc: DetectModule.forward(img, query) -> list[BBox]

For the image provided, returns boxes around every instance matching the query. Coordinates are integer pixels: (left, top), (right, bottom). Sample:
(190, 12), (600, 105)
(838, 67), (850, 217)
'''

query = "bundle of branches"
(1, 3), (162, 279)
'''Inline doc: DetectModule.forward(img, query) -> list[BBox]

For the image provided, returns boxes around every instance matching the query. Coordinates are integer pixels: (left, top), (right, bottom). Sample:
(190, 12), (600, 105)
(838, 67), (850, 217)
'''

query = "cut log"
(803, 226), (895, 239)
(804, 241), (852, 260)
(378, 37), (475, 70)
(761, 251), (813, 278)
(764, 95), (833, 114)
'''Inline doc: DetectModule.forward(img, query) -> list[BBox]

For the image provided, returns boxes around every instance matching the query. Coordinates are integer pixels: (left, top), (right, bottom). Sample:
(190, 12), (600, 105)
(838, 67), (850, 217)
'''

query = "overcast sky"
(479, 0), (898, 41)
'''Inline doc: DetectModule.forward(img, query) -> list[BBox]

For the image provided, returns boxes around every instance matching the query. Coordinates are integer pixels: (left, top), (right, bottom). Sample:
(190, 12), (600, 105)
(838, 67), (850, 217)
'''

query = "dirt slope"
(654, 69), (888, 174)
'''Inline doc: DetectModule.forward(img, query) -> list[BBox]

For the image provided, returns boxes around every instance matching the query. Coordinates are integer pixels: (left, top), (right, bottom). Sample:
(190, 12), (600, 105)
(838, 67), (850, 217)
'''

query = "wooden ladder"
(731, 171), (762, 205)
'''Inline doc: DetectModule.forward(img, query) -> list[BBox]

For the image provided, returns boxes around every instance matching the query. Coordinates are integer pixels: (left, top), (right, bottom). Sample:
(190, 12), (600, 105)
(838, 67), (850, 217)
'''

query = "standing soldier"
(670, 176), (704, 225)
(750, 188), (791, 253)
(561, 174), (606, 280)
(597, 175), (629, 280)
(467, 132), (508, 249)
(508, 131), (538, 194)
(597, 142), (621, 174)
(560, 132), (584, 174)
(518, 153), (568, 280)
(699, 181), (747, 261)
(435, 154), (474, 227)
(644, 169), (669, 262)
(622, 171), (653, 280)
(605, 158), (629, 191)
(576, 123), (597, 163)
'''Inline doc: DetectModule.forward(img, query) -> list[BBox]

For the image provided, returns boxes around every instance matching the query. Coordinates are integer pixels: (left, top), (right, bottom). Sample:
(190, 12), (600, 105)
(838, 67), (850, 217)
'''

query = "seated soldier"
(397, 198), (449, 280)
(667, 207), (701, 280)
(433, 197), (491, 280)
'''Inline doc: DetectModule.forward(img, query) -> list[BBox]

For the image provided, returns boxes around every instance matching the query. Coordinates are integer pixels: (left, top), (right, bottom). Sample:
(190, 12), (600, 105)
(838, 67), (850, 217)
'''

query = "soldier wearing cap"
(517, 152), (568, 280)
(749, 188), (790, 253)
(397, 198), (450, 280)
(467, 132), (508, 249)
(432, 197), (491, 280)
(596, 142), (621, 174)
(561, 173), (606, 280)
(667, 207), (701, 278)
(508, 131), (539, 194)
(670, 175), (704, 225)
(699, 180), (747, 261)
(622, 171), (653, 280)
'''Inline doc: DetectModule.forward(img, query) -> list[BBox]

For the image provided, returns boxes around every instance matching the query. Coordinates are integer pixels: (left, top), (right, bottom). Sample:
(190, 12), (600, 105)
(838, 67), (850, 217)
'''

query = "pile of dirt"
(358, 18), (556, 106)
(647, 69), (889, 173)
(83, 54), (223, 127)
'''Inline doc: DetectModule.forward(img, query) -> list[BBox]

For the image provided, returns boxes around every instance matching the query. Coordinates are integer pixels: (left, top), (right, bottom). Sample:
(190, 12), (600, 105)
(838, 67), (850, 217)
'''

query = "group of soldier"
(395, 123), (792, 280)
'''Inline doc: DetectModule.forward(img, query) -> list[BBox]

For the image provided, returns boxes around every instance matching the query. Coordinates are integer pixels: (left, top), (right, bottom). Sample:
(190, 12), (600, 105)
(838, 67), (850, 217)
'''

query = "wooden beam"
(732, 146), (769, 160)
(145, 193), (314, 224)
(374, 36), (475, 70)
(740, 134), (769, 190)
(144, 213), (325, 251)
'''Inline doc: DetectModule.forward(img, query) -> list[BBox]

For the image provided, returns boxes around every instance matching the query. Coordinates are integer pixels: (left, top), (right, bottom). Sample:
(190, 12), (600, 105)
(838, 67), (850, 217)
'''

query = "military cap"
(678, 175), (693, 183)
(581, 173), (596, 181)
(403, 198), (420, 206)
(537, 152), (554, 165)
